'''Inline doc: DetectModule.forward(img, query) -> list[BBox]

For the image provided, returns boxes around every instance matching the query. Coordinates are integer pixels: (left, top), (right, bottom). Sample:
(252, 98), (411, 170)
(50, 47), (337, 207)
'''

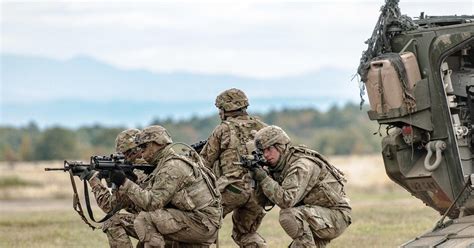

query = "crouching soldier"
(251, 125), (352, 248)
(78, 128), (147, 248)
(109, 125), (222, 248)
(200, 88), (268, 247)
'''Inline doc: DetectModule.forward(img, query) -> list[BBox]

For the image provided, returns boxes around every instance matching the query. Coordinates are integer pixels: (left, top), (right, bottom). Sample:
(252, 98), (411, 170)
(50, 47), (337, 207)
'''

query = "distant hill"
(0, 105), (381, 162)
(1, 54), (361, 128)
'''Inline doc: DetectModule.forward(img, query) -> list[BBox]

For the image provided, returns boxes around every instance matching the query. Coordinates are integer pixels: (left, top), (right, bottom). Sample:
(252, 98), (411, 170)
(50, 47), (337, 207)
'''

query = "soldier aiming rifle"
(45, 129), (154, 247)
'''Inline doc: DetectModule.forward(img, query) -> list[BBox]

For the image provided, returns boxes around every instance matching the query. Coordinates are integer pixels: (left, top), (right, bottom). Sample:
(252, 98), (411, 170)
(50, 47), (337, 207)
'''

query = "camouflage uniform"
(254, 126), (352, 248)
(119, 125), (221, 248)
(200, 88), (268, 247)
(89, 178), (144, 248)
(88, 128), (146, 248)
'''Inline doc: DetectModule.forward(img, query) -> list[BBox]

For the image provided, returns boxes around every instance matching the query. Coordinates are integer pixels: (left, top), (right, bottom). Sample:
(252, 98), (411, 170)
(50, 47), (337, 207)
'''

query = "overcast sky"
(2, 0), (473, 79)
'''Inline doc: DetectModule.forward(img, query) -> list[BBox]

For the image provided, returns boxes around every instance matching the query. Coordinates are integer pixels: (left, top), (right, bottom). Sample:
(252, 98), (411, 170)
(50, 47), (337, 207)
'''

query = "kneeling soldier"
(82, 128), (147, 248)
(251, 125), (352, 248)
(110, 125), (222, 248)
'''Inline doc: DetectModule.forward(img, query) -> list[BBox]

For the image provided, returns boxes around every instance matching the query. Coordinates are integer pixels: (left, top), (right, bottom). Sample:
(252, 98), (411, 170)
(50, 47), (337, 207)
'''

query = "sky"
(3, 0), (472, 78)
(0, 0), (473, 127)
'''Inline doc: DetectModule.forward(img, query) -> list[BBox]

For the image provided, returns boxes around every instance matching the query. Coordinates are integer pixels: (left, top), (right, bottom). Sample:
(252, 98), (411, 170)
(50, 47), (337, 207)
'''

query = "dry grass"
(0, 161), (71, 199)
(0, 155), (390, 201)
(0, 156), (440, 247)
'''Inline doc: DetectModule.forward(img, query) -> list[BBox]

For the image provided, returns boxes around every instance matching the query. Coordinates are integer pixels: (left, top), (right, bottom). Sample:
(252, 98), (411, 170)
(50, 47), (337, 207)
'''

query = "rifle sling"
(83, 179), (123, 224)
(68, 170), (97, 230)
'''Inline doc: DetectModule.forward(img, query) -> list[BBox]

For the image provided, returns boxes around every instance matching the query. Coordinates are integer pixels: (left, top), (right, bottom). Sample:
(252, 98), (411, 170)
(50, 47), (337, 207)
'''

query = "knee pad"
(279, 209), (303, 239)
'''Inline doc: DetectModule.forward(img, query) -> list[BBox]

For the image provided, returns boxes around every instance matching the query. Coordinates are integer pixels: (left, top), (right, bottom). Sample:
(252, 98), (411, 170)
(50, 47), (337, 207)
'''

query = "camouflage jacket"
(118, 144), (221, 227)
(260, 145), (351, 210)
(88, 164), (148, 214)
(200, 115), (266, 180)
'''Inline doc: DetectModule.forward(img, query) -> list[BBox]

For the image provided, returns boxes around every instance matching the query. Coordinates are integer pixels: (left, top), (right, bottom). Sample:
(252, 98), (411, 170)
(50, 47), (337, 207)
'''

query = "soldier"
(78, 128), (146, 248)
(109, 125), (222, 248)
(200, 88), (268, 247)
(251, 125), (352, 248)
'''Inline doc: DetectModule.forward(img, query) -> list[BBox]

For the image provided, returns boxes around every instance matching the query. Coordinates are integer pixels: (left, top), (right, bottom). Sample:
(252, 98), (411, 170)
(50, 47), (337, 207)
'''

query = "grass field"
(0, 156), (440, 247)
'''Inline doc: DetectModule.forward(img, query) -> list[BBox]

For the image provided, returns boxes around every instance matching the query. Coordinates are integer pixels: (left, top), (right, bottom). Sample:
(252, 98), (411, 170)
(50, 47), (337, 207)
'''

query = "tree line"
(0, 103), (382, 162)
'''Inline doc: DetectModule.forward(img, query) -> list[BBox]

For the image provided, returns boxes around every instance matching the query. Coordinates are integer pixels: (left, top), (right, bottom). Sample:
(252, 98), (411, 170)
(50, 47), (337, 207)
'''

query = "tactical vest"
(148, 145), (221, 213)
(284, 146), (350, 210)
(219, 116), (266, 179)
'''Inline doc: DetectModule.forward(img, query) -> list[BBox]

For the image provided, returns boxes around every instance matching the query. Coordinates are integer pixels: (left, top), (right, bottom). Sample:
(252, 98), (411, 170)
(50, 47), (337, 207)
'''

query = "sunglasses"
(124, 147), (141, 157)
(138, 143), (150, 150)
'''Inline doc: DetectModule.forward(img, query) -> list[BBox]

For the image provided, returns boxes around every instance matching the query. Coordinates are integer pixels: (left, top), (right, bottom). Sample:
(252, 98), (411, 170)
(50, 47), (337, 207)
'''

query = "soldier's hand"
(110, 169), (127, 187)
(71, 166), (95, 180)
(125, 170), (138, 182)
(97, 170), (110, 180)
(251, 166), (268, 181)
(79, 169), (97, 181)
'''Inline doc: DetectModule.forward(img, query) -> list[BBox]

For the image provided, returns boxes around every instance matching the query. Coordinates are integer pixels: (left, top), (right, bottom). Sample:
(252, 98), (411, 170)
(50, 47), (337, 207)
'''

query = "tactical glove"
(71, 166), (95, 181)
(80, 169), (97, 181)
(251, 166), (268, 181)
(125, 170), (138, 182)
(97, 170), (110, 180)
(110, 169), (127, 187)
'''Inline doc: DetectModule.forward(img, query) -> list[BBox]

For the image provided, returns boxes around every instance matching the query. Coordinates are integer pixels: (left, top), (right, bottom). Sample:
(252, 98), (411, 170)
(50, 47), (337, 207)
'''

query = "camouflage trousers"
(279, 206), (351, 248)
(222, 183), (267, 248)
(102, 213), (143, 248)
(134, 208), (218, 248)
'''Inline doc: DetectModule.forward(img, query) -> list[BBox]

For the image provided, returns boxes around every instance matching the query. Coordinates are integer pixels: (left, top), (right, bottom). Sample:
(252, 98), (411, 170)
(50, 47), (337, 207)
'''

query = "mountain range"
(1, 54), (361, 128)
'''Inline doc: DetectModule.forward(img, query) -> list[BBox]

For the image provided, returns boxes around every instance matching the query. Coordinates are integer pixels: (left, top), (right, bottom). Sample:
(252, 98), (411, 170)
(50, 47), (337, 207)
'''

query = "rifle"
(45, 154), (154, 185)
(240, 150), (267, 169)
(44, 154), (154, 230)
(240, 150), (276, 211)
(191, 140), (207, 153)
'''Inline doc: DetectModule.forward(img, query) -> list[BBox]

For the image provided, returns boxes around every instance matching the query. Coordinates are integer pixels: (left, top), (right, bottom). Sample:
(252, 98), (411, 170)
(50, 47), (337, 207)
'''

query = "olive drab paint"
(358, 0), (474, 246)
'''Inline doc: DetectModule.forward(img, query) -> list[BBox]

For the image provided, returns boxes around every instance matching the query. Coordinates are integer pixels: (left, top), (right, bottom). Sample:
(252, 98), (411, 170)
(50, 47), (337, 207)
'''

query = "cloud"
(2, 1), (473, 78)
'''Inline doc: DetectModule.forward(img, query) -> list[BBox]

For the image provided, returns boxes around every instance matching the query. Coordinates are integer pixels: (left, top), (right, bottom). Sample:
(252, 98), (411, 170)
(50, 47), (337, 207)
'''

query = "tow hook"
(424, 141), (447, 171)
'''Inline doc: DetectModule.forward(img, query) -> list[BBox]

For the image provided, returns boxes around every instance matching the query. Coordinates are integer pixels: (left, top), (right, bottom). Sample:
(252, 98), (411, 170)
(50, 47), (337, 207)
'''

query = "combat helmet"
(136, 125), (173, 146)
(254, 125), (291, 150)
(215, 88), (249, 111)
(115, 128), (141, 153)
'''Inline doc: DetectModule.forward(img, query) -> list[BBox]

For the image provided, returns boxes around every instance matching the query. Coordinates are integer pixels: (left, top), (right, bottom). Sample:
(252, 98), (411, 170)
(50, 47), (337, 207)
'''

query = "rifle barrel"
(44, 168), (68, 171)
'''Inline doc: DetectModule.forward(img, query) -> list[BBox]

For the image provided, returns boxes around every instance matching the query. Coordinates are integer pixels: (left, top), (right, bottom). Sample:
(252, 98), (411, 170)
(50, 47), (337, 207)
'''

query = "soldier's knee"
(279, 208), (303, 239)
(134, 212), (165, 247)
(134, 212), (152, 242)
(233, 232), (267, 248)
(103, 214), (126, 233)
(134, 212), (151, 228)
(105, 215), (121, 225)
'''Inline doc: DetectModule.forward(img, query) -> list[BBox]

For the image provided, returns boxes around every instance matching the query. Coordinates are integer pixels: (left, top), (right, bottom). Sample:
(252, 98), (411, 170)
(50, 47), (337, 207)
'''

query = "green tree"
(35, 127), (79, 160)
